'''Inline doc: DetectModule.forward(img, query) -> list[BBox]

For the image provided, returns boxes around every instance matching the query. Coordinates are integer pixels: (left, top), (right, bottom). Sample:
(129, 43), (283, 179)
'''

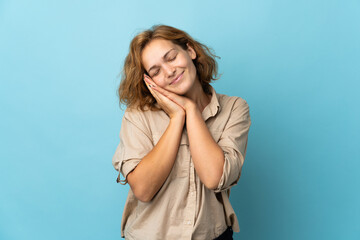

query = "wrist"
(170, 110), (186, 123)
(184, 101), (197, 113)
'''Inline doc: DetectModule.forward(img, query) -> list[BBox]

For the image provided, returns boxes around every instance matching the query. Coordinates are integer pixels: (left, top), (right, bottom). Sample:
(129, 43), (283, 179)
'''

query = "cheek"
(188, 60), (197, 77)
(184, 55), (195, 69)
(152, 76), (167, 87)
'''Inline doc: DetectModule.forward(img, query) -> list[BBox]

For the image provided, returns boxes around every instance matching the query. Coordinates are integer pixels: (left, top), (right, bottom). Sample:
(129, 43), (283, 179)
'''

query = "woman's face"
(141, 38), (198, 96)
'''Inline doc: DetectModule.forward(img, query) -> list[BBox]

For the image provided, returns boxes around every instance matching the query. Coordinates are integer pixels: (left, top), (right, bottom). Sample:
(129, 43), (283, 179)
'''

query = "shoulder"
(122, 107), (152, 130)
(123, 106), (156, 121)
(216, 92), (249, 112)
(123, 107), (168, 134)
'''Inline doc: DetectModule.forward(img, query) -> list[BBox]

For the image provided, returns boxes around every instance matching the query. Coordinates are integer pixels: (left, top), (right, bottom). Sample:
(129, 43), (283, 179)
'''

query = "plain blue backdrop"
(1, 0), (359, 239)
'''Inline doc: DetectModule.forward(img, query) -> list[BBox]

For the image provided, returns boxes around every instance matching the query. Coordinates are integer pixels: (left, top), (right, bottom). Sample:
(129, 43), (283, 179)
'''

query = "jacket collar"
(202, 85), (221, 121)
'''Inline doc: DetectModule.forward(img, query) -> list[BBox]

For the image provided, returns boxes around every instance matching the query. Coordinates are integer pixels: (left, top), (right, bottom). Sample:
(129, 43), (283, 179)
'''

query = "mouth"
(170, 71), (184, 85)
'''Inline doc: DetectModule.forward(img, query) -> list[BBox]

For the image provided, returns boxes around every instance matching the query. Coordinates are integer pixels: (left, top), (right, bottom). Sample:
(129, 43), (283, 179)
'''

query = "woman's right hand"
(144, 74), (185, 120)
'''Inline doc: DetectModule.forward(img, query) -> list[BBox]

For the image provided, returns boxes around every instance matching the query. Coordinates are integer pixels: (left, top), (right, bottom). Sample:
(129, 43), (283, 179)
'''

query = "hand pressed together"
(144, 74), (195, 119)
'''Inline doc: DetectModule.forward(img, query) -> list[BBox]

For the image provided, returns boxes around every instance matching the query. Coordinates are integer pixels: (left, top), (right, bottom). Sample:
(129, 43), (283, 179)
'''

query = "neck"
(184, 78), (212, 113)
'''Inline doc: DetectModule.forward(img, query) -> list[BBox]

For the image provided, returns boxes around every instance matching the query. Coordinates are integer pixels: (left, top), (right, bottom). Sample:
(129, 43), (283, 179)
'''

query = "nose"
(163, 63), (176, 78)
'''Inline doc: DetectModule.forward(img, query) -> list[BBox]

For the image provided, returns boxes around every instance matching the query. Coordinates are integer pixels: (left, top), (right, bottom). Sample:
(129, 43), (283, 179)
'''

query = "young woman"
(112, 24), (251, 240)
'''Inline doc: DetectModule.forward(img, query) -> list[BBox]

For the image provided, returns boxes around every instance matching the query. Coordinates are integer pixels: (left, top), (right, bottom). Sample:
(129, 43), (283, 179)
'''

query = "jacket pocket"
(152, 132), (189, 178)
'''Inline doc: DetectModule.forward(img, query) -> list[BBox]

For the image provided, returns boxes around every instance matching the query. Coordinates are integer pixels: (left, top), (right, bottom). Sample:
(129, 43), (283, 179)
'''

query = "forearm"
(185, 105), (224, 189)
(127, 114), (185, 202)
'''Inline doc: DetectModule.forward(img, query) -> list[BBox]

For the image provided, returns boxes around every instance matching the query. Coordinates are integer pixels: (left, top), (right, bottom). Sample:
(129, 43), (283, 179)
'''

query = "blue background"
(1, 0), (359, 239)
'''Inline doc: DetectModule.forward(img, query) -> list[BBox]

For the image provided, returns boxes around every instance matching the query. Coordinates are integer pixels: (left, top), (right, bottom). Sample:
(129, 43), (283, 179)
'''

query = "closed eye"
(152, 69), (160, 77)
(151, 54), (177, 77)
(168, 54), (177, 61)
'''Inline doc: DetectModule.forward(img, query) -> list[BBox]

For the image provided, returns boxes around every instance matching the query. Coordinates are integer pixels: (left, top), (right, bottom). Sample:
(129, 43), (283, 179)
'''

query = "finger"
(143, 80), (176, 109)
(143, 74), (173, 97)
(143, 78), (171, 98)
(143, 77), (169, 98)
(151, 84), (167, 96)
(143, 75), (167, 103)
(143, 77), (171, 108)
(143, 74), (185, 110)
(144, 74), (158, 88)
(144, 78), (153, 92)
(152, 86), (186, 110)
(144, 78), (160, 100)
(143, 74), (158, 93)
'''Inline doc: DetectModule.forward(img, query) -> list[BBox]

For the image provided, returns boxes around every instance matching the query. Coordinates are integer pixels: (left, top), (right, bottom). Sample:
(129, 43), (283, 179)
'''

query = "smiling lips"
(170, 71), (184, 85)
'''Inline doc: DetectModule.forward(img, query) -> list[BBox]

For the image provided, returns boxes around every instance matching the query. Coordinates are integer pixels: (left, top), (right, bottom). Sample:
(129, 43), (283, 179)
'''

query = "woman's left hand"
(144, 76), (196, 112)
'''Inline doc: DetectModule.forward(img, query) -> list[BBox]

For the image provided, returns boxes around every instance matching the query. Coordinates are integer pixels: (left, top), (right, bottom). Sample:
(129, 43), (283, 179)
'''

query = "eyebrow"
(147, 48), (176, 73)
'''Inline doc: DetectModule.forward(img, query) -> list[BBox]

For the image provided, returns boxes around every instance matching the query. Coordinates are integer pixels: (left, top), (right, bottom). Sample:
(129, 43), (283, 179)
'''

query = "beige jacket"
(112, 86), (251, 239)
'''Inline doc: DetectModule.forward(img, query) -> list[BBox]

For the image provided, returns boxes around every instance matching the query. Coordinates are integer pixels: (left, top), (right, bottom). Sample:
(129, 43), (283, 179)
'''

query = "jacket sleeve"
(112, 109), (153, 185)
(213, 98), (251, 193)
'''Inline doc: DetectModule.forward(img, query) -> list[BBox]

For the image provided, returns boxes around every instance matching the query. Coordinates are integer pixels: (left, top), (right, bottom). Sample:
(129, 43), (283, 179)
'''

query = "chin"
(174, 85), (192, 96)
(167, 88), (187, 96)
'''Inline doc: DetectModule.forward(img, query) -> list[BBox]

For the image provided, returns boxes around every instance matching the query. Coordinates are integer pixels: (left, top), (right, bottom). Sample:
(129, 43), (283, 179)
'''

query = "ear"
(186, 43), (197, 60)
